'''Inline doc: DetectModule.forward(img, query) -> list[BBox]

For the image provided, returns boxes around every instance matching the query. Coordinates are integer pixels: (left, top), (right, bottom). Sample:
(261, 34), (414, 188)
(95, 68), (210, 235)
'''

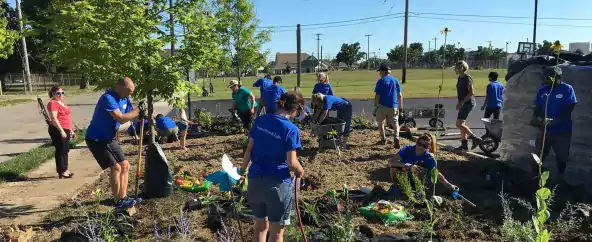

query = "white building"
(568, 42), (591, 55)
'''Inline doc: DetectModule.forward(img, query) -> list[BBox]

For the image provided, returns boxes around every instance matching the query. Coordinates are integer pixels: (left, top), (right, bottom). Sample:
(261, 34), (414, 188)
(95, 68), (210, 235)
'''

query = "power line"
(411, 11), (592, 21)
(271, 16), (405, 33)
(257, 13), (404, 29)
(410, 16), (592, 28)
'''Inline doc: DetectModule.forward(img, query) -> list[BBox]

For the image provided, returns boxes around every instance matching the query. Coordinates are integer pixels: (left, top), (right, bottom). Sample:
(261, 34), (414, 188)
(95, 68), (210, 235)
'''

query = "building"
(273, 52), (309, 74)
(569, 42), (591, 55)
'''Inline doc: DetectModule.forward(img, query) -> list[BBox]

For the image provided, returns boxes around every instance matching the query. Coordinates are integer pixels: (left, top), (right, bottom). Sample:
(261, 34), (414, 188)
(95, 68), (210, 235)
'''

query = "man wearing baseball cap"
(229, 80), (257, 133)
(530, 66), (577, 176)
(373, 63), (403, 148)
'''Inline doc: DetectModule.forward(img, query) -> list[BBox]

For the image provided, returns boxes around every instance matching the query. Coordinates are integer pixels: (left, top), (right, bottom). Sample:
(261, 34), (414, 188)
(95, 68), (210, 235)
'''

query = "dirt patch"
(22, 129), (592, 242)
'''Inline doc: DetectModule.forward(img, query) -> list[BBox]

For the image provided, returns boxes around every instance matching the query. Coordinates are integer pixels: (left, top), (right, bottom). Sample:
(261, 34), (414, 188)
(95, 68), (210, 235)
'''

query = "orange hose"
(294, 177), (308, 242)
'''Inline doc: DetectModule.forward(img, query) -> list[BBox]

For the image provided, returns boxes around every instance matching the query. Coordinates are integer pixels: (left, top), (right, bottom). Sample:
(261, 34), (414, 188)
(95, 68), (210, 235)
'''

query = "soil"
(25, 129), (592, 242)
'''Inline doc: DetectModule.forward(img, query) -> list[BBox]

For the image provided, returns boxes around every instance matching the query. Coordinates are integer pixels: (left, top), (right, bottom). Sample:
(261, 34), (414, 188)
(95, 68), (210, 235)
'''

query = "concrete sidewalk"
(0, 143), (103, 226)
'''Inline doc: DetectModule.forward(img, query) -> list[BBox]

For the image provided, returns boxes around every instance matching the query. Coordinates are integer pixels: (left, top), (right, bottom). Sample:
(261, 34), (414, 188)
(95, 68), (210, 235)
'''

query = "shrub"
(193, 108), (213, 130)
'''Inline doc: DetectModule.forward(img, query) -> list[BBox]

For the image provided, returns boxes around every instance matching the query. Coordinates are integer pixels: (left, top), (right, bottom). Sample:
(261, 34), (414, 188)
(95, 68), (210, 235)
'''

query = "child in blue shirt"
(312, 72), (334, 95)
(388, 133), (457, 191)
(241, 91), (305, 242)
(481, 72), (505, 119)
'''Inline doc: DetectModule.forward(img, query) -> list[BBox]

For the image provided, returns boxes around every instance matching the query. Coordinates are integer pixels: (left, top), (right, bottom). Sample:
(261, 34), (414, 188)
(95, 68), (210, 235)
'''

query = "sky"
(252, 0), (592, 61)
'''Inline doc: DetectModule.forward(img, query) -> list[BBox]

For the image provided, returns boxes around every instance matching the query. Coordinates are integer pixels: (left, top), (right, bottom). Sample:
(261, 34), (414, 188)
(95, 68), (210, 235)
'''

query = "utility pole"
(16, 0), (31, 93)
(433, 37), (438, 51)
(487, 41), (492, 49)
(505, 41), (511, 54)
(320, 45), (323, 71)
(533, 0), (538, 52)
(315, 33), (322, 71)
(297, 25), (302, 87)
(402, 0), (409, 83)
(365, 34), (372, 71)
(378, 48), (381, 60)
(428, 41), (431, 52)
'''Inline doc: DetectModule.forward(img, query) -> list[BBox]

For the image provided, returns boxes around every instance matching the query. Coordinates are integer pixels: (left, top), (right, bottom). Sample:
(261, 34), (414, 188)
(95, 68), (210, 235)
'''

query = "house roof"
(274, 52), (310, 70)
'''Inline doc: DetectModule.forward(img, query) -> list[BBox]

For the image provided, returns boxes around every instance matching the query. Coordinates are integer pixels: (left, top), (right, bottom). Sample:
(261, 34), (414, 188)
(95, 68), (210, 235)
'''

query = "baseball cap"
(228, 80), (239, 88)
(376, 63), (390, 72)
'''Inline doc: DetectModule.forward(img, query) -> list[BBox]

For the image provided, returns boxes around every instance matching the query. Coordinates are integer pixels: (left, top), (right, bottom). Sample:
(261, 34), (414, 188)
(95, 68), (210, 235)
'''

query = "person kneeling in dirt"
(388, 133), (457, 192)
(530, 66), (577, 176)
(261, 76), (286, 114)
(155, 114), (179, 144)
(240, 91), (305, 242)
(86, 77), (145, 209)
(311, 93), (353, 148)
(229, 80), (257, 133)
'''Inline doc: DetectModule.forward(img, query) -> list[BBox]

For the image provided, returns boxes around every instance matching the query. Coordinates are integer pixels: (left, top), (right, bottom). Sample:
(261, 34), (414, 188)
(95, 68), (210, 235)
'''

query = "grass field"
(191, 69), (507, 100)
(0, 85), (97, 107)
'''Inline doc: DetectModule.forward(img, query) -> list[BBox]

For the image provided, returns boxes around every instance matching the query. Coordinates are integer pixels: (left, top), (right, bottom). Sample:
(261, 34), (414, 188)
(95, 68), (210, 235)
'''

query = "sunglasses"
(55, 91), (65, 96)
(417, 142), (430, 149)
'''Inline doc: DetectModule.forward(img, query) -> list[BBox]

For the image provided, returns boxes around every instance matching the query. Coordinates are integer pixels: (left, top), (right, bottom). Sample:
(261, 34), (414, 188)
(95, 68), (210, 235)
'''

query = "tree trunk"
(147, 91), (155, 145)
(79, 74), (89, 89)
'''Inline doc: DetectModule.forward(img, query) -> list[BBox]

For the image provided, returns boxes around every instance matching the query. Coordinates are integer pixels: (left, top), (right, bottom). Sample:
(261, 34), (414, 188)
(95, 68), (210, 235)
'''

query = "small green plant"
(193, 108), (213, 130)
(301, 200), (321, 226)
(327, 185), (355, 242)
(394, 170), (426, 204)
(352, 109), (372, 129)
(327, 130), (342, 158)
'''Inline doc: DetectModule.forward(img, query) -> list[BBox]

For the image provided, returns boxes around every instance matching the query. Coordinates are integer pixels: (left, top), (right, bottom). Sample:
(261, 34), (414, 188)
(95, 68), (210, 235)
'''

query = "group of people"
(41, 59), (577, 242)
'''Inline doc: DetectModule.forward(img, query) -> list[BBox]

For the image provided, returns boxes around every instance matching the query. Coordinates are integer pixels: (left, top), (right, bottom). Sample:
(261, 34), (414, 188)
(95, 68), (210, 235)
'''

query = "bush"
(193, 109), (213, 130)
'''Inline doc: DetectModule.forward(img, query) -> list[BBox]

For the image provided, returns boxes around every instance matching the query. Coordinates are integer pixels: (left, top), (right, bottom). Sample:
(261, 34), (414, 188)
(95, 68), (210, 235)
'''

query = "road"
(0, 92), (171, 163)
(186, 97), (501, 154)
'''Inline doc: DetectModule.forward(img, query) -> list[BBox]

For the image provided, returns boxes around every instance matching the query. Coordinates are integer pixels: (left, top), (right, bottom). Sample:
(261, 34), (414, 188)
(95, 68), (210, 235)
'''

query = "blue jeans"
(337, 100), (353, 136)
(247, 176), (293, 225)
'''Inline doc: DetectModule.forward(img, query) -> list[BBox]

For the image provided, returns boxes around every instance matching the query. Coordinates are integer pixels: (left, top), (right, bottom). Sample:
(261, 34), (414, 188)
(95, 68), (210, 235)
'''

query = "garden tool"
(134, 117), (145, 198)
(451, 188), (476, 207)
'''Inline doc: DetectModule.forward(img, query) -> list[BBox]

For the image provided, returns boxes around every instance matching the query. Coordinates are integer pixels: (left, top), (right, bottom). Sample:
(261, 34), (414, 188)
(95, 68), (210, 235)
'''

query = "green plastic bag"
(359, 201), (413, 225)
(176, 180), (212, 192)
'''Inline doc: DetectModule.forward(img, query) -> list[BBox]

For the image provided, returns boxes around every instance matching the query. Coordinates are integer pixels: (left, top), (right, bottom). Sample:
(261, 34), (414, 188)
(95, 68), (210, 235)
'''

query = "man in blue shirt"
(86, 77), (144, 209)
(530, 66), (577, 175)
(262, 76), (286, 113)
(481, 72), (505, 119)
(253, 73), (272, 116)
(155, 114), (179, 143)
(374, 63), (404, 148)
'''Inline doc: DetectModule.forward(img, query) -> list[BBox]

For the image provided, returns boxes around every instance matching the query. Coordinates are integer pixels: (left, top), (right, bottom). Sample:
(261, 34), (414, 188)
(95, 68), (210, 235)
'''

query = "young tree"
(335, 42), (365, 70)
(0, 5), (18, 59)
(284, 64), (291, 74)
(536, 40), (553, 55)
(215, 0), (270, 83)
(408, 42), (423, 67)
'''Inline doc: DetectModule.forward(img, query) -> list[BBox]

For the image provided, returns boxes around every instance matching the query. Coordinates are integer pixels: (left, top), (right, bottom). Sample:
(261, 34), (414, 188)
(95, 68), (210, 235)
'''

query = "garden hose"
(294, 177), (308, 242)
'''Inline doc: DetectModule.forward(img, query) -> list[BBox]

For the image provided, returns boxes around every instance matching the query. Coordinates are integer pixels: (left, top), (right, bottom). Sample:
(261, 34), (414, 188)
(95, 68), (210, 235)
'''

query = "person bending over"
(241, 91), (305, 242)
(86, 77), (144, 209)
(262, 76), (286, 113)
(229, 80), (257, 133)
(454, 61), (483, 151)
(155, 114), (179, 144)
(47, 86), (75, 178)
(389, 133), (457, 191)
(311, 93), (353, 148)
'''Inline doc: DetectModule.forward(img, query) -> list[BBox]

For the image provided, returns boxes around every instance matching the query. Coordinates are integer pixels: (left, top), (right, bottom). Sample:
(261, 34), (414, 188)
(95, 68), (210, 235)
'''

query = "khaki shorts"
(376, 105), (399, 127)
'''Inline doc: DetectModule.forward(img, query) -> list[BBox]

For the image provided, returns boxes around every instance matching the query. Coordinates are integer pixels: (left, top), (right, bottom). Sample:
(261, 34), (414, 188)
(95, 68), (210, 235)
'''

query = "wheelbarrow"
(311, 119), (346, 149)
(479, 118), (503, 154)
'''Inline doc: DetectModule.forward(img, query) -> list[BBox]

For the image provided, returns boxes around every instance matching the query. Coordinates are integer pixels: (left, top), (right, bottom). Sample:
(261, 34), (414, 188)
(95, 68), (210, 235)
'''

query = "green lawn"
(191, 69), (507, 100)
(0, 98), (33, 107)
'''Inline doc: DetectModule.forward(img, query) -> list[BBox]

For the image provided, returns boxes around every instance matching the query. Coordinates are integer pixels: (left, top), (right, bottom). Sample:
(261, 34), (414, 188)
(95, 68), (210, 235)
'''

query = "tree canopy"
(0, 3), (18, 59)
(335, 42), (365, 69)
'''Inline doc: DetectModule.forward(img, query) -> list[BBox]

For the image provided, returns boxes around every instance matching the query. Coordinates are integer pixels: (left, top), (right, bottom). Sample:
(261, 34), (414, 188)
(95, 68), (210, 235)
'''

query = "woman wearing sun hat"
(229, 80), (257, 133)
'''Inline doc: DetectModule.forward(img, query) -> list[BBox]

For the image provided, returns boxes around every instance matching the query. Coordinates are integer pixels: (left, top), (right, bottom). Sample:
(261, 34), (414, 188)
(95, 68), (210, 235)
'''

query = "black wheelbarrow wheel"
(429, 118), (444, 129)
(403, 118), (416, 128)
(479, 135), (499, 154)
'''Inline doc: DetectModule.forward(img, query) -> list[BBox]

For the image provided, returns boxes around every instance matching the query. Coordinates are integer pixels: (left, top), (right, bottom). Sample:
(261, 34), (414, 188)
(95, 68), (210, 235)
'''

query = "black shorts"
(457, 102), (475, 121)
(86, 139), (127, 170)
(484, 107), (501, 119)
(237, 111), (253, 130)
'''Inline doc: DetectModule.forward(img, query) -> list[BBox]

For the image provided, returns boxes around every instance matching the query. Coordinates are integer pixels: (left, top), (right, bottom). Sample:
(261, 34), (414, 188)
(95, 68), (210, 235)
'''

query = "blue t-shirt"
(248, 114), (302, 182)
(397, 145), (436, 170)
(86, 89), (133, 141)
(312, 83), (334, 95)
(534, 82), (577, 133)
(253, 77), (272, 94)
(323, 95), (347, 111)
(374, 74), (402, 108)
(263, 84), (286, 113)
(486, 81), (505, 108)
(155, 116), (177, 130)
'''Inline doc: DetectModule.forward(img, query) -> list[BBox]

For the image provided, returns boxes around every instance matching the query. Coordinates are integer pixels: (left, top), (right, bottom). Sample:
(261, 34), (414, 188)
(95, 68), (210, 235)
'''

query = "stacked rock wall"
(501, 64), (592, 188)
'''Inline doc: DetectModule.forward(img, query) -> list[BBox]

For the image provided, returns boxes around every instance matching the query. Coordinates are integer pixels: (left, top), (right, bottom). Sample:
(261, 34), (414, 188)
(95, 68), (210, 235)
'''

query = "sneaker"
(115, 197), (137, 209)
(393, 138), (401, 149)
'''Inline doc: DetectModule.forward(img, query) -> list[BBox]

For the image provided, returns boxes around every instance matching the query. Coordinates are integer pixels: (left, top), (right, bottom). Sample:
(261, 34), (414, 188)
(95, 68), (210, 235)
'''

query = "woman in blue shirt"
(388, 133), (457, 191)
(241, 91), (305, 242)
(311, 93), (353, 148)
(312, 72), (334, 95)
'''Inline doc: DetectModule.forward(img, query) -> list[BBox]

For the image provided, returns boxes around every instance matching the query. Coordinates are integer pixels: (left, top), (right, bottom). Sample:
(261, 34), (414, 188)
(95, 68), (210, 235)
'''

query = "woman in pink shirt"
(47, 86), (75, 178)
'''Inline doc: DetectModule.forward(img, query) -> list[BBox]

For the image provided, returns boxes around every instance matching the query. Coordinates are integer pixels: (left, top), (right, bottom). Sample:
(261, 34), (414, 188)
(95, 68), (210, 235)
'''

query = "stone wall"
(501, 64), (592, 189)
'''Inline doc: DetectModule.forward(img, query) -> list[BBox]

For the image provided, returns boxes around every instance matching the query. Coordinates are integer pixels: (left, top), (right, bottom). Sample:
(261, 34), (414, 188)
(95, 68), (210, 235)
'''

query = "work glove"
(138, 101), (147, 118)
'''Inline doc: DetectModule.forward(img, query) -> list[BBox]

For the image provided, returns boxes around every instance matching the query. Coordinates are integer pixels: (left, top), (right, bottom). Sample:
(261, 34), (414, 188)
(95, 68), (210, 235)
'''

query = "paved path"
(187, 97), (501, 154)
(0, 144), (103, 226)
(0, 92), (170, 163)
